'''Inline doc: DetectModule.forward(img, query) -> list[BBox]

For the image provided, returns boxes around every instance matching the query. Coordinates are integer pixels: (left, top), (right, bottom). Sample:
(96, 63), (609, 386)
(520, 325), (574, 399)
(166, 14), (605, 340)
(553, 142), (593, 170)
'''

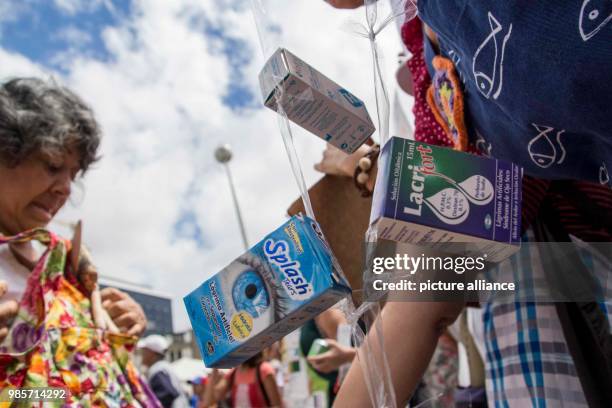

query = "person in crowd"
(263, 341), (286, 398)
(203, 352), (283, 408)
(448, 308), (487, 408)
(139, 334), (190, 408)
(323, 1), (612, 407)
(0, 77), (157, 406)
(300, 307), (355, 407)
(306, 337), (356, 375)
(188, 376), (207, 408)
(418, 330), (458, 407)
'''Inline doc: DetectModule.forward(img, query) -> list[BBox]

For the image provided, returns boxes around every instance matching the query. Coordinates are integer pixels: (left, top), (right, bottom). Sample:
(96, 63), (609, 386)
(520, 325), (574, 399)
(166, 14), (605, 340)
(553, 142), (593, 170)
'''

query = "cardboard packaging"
(287, 175), (371, 301)
(259, 48), (375, 153)
(371, 137), (522, 262)
(184, 215), (351, 368)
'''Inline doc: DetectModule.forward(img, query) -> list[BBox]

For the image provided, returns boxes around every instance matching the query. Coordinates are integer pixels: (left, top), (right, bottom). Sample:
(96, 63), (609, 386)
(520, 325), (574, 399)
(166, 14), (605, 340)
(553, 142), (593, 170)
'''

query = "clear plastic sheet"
(354, 2), (417, 404)
(251, 0), (316, 217)
(355, 0), (418, 146)
(250, 1), (418, 406)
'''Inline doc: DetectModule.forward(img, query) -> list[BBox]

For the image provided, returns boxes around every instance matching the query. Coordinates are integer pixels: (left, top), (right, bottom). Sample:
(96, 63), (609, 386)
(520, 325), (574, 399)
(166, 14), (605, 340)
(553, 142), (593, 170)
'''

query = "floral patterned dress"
(0, 228), (161, 407)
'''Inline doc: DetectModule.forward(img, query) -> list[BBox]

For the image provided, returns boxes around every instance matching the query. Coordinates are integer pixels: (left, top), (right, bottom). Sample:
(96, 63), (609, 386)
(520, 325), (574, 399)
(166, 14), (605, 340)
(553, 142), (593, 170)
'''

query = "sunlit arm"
(334, 301), (463, 407)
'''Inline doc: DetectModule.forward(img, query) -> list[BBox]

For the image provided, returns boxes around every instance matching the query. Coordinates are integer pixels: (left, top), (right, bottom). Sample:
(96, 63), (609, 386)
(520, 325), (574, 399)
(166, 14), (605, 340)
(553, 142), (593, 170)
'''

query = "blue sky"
(0, 1), (125, 65)
(0, 0), (255, 110)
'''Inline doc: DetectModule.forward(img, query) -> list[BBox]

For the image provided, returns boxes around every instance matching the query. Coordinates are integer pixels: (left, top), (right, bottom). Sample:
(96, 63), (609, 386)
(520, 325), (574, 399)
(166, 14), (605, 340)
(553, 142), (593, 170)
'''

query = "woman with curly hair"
(0, 77), (159, 406)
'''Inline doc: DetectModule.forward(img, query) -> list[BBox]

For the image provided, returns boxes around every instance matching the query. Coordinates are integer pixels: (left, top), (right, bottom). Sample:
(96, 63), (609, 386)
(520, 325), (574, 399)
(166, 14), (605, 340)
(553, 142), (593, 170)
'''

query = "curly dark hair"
(0, 77), (101, 172)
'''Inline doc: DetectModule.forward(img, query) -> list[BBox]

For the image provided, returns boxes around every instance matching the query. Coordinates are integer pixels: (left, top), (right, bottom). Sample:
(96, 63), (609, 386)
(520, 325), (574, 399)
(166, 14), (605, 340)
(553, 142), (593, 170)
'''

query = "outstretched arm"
(334, 301), (463, 407)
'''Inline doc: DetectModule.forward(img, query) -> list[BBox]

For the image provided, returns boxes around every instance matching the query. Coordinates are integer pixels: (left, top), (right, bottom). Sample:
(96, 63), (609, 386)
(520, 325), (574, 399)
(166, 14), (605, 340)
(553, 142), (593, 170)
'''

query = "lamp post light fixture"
(214, 144), (249, 250)
(214, 144), (232, 164)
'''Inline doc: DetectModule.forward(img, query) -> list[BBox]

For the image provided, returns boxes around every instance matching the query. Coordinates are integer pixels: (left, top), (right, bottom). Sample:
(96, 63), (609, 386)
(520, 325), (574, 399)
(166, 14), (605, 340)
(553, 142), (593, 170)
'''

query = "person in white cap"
(139, 334), (190, 408)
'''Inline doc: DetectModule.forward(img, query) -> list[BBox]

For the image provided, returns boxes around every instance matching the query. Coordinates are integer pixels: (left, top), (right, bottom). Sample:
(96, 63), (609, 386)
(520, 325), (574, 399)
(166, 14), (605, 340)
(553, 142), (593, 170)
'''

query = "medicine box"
(259, 48), (375, 153)
(371, 137), (522, 262)
(184, 215), (351, 368)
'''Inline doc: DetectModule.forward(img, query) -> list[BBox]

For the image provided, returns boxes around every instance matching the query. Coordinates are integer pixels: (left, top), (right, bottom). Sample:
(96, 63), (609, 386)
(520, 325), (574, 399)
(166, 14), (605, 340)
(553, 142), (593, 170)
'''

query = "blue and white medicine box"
(184, 214), (351, 368)
(259, 48), (375, 153)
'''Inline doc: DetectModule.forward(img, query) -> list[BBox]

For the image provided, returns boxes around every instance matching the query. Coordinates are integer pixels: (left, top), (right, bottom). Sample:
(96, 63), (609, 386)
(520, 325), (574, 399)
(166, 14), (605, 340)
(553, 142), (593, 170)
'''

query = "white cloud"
(52, 0), (109, 16)
(0, 48), (47, 80)
(0, 0), (403, 331)
(54, 25), (93, 47)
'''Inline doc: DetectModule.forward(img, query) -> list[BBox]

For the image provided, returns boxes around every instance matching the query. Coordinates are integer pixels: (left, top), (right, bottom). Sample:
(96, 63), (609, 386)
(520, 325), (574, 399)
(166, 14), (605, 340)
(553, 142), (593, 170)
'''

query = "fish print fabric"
(418, 0), (612, 185)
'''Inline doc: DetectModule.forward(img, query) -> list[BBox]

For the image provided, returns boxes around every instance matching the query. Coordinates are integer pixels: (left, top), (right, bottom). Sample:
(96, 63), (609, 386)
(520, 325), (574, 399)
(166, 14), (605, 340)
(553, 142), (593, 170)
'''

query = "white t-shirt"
(449, 308), (486, 388)
(0, 242), (45, 303)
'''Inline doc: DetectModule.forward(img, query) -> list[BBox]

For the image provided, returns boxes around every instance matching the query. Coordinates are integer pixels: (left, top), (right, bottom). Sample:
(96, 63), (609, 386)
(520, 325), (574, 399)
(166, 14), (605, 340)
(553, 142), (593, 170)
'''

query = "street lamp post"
(215, 144), (249, 250)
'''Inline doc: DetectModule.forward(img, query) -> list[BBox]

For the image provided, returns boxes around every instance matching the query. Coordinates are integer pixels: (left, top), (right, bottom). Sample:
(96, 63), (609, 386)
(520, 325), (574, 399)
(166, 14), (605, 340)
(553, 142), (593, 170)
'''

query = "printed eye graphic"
(220, 252), (290, 330)
(232, 270), (270, 318)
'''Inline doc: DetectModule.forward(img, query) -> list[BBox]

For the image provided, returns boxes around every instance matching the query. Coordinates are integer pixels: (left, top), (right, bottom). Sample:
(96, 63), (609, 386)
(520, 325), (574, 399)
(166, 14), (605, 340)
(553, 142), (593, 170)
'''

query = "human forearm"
(202, 372), (226, 407)
(314, 307), (347, 339)
(334, 301), (463, 407)
(262, 376), (283, 407)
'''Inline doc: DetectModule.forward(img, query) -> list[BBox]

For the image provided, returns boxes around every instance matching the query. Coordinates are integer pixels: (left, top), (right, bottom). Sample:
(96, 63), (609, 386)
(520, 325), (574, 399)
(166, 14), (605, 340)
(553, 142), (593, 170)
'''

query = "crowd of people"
(0, 0), (610, 407)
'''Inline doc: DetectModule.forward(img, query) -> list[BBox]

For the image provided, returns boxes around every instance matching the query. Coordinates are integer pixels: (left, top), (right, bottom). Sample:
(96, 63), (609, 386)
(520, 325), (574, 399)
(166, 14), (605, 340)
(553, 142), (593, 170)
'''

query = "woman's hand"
(324, 0), (365, 9)
(100, 287), (147, 336)
(0, 281), (18, 342)
(307, 338), (356, 373)
(209, 368), (222, 385)
(314, 143), (378, 192)
(202, 369), (230, 406)
(314, 144), (370, 178)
